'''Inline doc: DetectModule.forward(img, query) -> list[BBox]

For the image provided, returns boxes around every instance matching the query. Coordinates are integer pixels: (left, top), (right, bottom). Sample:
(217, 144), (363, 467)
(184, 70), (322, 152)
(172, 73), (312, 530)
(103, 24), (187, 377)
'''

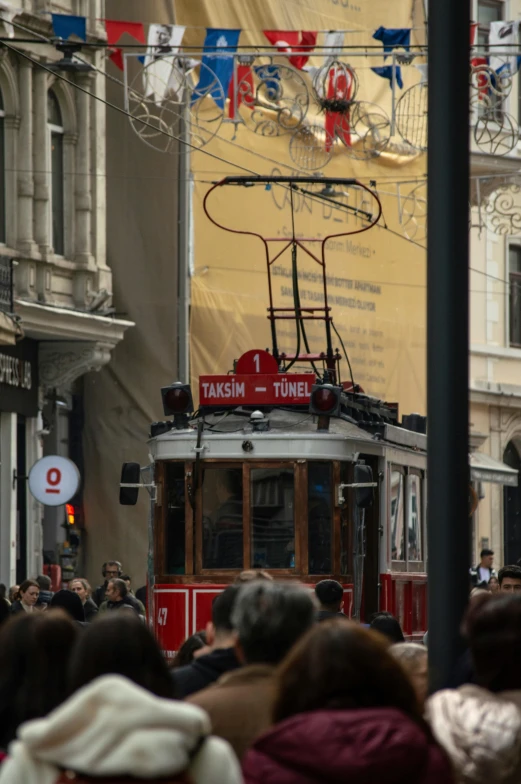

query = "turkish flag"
(228, 64), (255, 118)
(263, 30), (317, 69)
(105, 20), (146, 70)
(324, 66), (352, 151)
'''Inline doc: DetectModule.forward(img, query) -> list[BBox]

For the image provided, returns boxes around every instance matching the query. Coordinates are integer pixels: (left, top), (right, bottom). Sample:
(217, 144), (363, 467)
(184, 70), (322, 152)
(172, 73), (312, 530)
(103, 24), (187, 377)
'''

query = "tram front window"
(202, 468), (243, 569)
(308, 462), (332, 574)
(165, 463), (186, 574)
(251, 468), (294, 569)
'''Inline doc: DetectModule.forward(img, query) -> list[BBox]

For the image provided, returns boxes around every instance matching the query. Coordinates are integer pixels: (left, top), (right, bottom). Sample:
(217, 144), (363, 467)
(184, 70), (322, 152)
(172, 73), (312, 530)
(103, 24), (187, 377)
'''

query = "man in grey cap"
(314, 579), (348, 622)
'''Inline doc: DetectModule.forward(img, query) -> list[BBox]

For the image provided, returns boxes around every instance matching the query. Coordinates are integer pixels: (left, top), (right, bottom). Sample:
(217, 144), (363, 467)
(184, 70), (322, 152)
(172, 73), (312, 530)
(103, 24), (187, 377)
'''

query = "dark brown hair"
(15, 579), (39, 602)
(273, 620), (422, 724)
(464, 593), (521, 692)
(0, 610), (78, 748)
(68, 613), (175, 699)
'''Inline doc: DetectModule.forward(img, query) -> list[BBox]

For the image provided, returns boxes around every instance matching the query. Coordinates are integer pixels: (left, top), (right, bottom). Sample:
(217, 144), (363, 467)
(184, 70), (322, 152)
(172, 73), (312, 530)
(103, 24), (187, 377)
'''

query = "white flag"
(489, 20), (519, 77)
(0, 1), (21, 38)
(144, 24), (186, 102)
(305, 30), (345, 91)
(415, 63), (428, 83)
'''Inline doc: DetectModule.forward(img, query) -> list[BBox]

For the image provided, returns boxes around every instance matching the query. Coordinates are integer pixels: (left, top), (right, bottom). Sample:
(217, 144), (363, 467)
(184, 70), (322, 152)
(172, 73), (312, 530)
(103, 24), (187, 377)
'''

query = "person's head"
(390, 643), (429, 710)
(206, 584), (242, 648)
(106, 578), (127, 602)
(35, 574), (52, 591)
(102, 561), (122, 581)
(8, 585), (19, 603)
(488, 575), (499, 593)
(121, 574), (132, 591)
(369, 612), (405, 643)
(0, 609), (78, 747)
(69, 578), (91, 604)
(171, 631), (209, 668)
(314, 579), (344, 613)
(235, 570), (273, 584)
(498, 565), (521, 593)
(17, 579), (40, 607)
(470, 587), (488, 598)
(50, 590), (85, 622)
(232, 581), (316, 666)
(480, 548), (494, 568)
(68, 613), (174, 699)
(273, 621), (422, 723)
(464, 593), (521, 692)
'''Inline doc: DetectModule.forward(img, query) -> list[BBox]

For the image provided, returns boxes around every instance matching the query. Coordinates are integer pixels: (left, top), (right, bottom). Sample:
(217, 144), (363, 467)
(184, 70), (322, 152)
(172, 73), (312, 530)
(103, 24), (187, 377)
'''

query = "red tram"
(121, 176), (430, 655)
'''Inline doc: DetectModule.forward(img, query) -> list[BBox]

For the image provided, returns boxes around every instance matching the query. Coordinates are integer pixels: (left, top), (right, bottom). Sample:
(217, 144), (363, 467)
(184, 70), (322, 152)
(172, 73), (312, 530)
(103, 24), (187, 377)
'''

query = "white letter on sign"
(158, 607), (168, 625)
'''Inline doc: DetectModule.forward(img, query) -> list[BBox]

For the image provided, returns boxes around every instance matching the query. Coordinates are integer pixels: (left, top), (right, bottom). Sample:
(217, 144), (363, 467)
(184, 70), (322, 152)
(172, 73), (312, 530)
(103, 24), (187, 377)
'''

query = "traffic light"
(309, 383), (342, 418)
(161, 382), (194, 417)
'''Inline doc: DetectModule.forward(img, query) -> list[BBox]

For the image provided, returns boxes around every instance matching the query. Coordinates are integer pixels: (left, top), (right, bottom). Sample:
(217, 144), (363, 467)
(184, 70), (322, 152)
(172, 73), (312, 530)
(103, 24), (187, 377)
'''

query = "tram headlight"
(161, 382), (194, 417)
(309, 384), (342, 417)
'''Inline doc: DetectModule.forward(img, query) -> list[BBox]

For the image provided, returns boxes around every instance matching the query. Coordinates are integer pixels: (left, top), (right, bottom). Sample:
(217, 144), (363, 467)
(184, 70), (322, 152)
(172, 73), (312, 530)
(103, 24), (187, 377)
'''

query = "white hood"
(0, 674), (242, 784)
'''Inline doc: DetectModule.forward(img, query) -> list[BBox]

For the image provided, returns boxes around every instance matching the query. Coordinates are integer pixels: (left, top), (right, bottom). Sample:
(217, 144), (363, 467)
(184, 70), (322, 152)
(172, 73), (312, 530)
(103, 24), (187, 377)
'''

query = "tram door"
(360, 454), (380, 620)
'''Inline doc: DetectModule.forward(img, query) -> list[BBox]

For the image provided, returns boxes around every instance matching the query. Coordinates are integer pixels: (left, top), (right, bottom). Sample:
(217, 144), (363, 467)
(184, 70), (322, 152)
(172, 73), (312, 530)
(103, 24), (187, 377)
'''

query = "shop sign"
(0, 339), (38, 417)
(28, 455), (81, 506)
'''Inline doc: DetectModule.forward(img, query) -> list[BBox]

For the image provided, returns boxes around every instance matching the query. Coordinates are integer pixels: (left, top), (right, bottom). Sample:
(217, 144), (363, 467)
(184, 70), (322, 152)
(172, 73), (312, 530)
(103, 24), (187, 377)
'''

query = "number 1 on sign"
(253, 353), (260, 373)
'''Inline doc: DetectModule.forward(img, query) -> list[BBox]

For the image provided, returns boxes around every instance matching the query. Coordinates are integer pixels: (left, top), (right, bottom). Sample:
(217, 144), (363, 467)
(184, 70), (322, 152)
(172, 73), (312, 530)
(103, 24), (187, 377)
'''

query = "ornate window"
(47, 90), (64, 255)
(509, 245), (521, 347)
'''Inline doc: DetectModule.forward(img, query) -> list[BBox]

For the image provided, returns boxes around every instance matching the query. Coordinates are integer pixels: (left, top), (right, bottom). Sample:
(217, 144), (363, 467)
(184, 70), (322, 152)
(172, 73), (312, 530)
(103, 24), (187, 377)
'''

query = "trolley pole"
(427, 0), (470, 689)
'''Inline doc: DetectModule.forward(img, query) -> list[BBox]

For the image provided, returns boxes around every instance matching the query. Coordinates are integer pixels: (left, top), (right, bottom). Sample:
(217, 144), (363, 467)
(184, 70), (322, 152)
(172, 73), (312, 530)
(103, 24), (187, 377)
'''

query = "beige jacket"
(426, 685), (521, 784)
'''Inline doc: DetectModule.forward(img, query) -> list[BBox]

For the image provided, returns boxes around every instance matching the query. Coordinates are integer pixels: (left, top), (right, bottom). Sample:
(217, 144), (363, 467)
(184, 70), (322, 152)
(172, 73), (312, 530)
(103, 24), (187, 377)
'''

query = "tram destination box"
(199, 373), (315, 407)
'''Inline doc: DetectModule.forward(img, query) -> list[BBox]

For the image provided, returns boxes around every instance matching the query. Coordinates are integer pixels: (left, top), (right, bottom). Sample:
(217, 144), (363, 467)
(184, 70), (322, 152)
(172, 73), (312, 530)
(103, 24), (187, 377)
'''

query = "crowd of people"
(1, 563), (521, 782)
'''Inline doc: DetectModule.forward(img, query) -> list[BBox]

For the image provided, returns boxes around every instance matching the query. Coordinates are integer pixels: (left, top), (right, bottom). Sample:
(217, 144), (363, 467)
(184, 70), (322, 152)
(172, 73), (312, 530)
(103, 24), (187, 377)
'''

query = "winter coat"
(426, 685), (521, 783)
(92, 583), (107, 607)
(98, 594), (143, 616)
(189, 664), (275, 760)
(469, 565), (498, 588)
(242, 707), (453, 784)
(10, 601), (31, 615)
(0, 674), (242, 784)
(83, 598), (98, 623)
(173, 648), (241, 699)
(316, 609), (348, 622)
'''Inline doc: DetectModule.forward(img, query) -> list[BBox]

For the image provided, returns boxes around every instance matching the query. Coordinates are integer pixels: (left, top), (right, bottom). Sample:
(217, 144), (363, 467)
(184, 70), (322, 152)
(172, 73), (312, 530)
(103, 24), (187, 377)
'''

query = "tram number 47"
(157, 608), (168, 625)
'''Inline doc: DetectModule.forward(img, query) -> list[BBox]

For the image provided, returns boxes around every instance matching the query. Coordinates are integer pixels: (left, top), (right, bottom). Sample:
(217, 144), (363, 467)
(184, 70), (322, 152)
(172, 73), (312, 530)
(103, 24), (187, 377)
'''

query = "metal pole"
(177, 98), (191, 384)
(427, 0), (470, 690)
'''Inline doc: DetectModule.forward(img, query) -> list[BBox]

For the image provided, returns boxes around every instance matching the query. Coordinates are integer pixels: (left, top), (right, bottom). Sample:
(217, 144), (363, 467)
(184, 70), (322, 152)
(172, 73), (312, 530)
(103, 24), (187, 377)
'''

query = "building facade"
(0, 0), (132, 588)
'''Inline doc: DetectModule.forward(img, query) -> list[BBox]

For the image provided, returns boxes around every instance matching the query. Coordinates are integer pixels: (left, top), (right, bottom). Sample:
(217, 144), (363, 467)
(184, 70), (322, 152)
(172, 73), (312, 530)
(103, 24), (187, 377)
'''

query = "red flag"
(471, 55), (488, 101)
(105, 20), (145, 70)
(470, 22), (478, 45)
(228, 64), (255, 119)
(263, 30), (317, 69)
(324, 66), (353, 151)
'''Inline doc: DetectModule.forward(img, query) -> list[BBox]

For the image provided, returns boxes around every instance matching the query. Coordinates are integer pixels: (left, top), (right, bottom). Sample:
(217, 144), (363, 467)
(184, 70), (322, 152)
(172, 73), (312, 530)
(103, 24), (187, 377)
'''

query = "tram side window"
(407, 473), (422, 562)
(202, 468), (243, 569)
(308, 462), (333, 575)
(165, 463), (186, 575)
(391, 470), (406, 561)
(251, 468), (294, 569)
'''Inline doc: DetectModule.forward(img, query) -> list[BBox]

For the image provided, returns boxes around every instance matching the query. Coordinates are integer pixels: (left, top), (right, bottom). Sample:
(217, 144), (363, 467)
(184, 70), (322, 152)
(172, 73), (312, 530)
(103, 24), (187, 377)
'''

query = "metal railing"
(0, 257), (13, 313)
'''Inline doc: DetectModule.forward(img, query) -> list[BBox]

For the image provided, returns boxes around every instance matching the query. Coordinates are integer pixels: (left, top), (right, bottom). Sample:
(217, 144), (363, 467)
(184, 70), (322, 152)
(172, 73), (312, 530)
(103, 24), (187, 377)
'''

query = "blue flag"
(192, 28), (241, 109)
(51, 14), (86, 41)
(372, 65), (403, 89)
(373, 26), (411, 58)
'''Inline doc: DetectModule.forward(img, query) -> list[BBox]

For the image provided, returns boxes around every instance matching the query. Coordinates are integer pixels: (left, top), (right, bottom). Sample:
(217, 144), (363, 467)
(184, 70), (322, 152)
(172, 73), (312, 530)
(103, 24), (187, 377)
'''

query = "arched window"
(47, 89), (64, 255)
(0, 88), (5, 243)
(504, 441), (521, 564)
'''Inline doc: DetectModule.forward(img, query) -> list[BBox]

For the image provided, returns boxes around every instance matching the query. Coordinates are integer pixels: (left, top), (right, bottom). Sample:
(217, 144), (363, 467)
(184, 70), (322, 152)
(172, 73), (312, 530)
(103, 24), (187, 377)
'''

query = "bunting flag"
(144, 24), (186, 102)
(0, 1), (21, 38)
(324, 65), (353, 151)
(192, 28), (241, 109)
(255, 64), (281, 99)
(470, 22), (478, 46)
(51, 13), (86, 41)
(105, 19), (146, 70)
(414, 63), (428, 83)
(371, 65), (403, 89)
(263, 30), (318, 70)
(228, 64), (255, 119)
(372, 26), (411, 58)
(489, 20), (520, 76)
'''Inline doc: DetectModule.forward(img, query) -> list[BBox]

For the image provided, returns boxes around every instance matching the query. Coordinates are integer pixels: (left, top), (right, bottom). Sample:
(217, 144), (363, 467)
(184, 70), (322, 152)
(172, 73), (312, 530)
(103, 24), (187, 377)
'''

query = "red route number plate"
(199, 373), (315, 406)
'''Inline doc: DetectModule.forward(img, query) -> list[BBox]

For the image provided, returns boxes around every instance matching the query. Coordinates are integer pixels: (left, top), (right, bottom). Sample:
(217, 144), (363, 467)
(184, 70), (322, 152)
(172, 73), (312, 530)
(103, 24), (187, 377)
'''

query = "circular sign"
(28, 456), (80, 506)
(236, 349), (278, 375)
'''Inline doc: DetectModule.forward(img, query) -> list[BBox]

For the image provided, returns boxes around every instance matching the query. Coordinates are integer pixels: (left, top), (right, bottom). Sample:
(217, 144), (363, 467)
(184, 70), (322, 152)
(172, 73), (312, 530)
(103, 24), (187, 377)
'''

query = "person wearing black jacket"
(99, 578), (144, 616)
(314, 579), (348, 622)
(172, 585), (241, 698)
(92, 561), (123, 607)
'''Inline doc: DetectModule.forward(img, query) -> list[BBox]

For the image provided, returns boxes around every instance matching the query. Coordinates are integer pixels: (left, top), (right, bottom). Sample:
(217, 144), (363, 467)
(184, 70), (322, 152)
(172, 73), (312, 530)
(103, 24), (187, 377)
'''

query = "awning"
(470, 452), (519, 486)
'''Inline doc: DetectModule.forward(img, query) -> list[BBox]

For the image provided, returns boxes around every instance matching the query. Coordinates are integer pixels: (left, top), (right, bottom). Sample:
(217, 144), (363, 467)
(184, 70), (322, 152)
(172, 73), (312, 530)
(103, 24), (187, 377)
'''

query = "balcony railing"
(0, 257), (13, 313)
